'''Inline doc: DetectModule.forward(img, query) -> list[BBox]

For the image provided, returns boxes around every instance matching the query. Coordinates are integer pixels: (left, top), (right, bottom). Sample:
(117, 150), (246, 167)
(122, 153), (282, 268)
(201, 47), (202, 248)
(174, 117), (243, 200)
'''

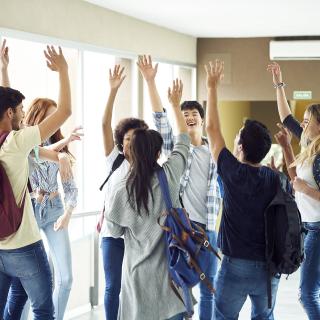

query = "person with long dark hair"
(105, 79), (191, 320)
(99, 64), (148, 320)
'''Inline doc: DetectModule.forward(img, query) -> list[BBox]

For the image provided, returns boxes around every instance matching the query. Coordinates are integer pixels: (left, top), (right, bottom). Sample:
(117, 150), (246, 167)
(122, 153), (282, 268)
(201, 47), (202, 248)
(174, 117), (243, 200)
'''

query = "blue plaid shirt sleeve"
(152, 111), (174, 156)
(62, 177), (78, 209)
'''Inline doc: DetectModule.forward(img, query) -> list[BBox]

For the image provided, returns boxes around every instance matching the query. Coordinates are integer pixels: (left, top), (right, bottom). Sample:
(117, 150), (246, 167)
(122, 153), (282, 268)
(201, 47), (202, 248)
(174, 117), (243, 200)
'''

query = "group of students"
(0, 38), (319, 320)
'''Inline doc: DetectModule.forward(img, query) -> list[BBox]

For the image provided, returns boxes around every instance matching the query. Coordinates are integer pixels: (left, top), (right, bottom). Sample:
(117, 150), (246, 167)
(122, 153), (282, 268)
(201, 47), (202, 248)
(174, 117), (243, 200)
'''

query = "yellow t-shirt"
(0, 126), (42, 249)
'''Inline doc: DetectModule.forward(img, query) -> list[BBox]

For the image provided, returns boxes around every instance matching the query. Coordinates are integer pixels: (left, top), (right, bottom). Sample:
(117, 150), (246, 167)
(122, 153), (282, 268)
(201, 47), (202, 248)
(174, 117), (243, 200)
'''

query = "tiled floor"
(75, 270), (307, 319)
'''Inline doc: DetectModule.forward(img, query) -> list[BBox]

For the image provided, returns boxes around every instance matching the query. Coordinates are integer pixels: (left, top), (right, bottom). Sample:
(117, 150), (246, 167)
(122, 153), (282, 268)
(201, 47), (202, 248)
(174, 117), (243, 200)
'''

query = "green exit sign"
(293, 91), (312, 100)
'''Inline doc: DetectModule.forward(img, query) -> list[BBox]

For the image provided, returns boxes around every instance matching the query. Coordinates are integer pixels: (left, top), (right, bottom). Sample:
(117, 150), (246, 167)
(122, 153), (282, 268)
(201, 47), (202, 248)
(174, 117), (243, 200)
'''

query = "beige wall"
(250, 101), (279, 140)
(218, 101), (251, 150)
(0, 0), (196, 65)
(197, 38), (320, 101)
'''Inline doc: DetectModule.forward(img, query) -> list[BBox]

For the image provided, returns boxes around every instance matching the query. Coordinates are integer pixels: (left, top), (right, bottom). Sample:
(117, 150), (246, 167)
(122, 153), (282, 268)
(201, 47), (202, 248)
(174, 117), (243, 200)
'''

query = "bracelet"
(273, 82), (286, 89)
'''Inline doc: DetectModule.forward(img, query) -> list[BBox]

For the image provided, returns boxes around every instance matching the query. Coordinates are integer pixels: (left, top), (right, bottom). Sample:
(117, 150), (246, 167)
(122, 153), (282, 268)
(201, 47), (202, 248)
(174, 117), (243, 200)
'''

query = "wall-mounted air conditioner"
(270, 40), (320, 60)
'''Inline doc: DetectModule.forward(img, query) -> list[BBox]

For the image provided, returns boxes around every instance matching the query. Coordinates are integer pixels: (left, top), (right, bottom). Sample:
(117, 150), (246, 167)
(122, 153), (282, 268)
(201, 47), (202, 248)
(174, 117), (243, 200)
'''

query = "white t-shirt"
(296, 158), (320, 222)
(101, 146), (130, 238)
(0, 126), (42, 249)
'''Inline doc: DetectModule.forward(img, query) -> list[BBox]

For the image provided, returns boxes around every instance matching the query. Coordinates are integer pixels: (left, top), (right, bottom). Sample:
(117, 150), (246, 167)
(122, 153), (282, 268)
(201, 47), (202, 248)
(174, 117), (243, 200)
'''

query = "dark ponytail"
(126, 129), (163, 215)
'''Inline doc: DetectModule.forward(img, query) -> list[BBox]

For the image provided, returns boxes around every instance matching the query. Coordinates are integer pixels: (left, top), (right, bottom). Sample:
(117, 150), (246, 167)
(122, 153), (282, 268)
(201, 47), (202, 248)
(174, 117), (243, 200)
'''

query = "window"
(1, 34), (196, 226)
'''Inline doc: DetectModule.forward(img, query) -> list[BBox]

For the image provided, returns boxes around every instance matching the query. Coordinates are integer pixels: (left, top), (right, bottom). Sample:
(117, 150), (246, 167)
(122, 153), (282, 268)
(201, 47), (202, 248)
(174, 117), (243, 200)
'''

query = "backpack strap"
(99, 153), (125, 191)
(0, 131), (10, 148)
(265, 174), (281, 309)
(313, 153), (320, 190)
(0, 130), (28, 209)
(97, 153), (125, 233)
(156, 168), (173, 210)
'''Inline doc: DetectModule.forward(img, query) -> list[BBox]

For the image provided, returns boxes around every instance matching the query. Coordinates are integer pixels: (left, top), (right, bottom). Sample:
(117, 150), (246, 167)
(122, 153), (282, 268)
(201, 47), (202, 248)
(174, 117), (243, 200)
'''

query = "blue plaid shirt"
(30, 142), (78, 216)
(153, 111), (222, 231)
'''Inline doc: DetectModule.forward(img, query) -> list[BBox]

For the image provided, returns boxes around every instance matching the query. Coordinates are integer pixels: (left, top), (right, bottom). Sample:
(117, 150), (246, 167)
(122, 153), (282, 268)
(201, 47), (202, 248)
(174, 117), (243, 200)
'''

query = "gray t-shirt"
(182, 144), (211, 225)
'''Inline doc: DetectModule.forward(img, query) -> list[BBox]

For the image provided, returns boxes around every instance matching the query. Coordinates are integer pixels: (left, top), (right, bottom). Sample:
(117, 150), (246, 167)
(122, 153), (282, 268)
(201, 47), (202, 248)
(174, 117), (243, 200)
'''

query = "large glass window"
(1, 34), (196, 223)
(82, 51), (115, 212)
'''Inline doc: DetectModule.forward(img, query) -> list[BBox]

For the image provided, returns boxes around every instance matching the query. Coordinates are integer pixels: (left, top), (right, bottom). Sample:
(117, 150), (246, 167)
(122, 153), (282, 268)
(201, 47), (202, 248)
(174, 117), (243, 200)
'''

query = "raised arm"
(137, 55), (163, 112)
(48, 126), (83, 152)
(0, 39), (10, 87)
(102, 65), (125, 156)
(38, 147), (59, 162)
(38, 46), (72, 142)
(274, 123), (297, 180)
(164, 79), (190, 189)
(205, 60), (225, 162)
(267, 62), (292, 122)
(168, 79), (187, 134)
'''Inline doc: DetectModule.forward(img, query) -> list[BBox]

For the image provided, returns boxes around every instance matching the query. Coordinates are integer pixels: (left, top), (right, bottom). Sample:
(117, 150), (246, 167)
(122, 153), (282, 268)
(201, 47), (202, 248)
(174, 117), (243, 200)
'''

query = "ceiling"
(85, 0), (320, 38)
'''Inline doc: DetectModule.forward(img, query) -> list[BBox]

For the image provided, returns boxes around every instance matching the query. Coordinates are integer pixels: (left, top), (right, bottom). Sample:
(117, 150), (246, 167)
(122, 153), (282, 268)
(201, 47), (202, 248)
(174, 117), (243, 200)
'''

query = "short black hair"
(0, 86), (25, 120)
(180, 100), (204, 119)
(239, 119), (272, 164)
(114, 118), (148, 151)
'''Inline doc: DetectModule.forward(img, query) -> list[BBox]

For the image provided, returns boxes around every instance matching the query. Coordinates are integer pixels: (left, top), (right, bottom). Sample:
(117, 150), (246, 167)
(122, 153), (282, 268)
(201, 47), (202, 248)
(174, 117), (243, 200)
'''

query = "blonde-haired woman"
(268, 62), (320, 320)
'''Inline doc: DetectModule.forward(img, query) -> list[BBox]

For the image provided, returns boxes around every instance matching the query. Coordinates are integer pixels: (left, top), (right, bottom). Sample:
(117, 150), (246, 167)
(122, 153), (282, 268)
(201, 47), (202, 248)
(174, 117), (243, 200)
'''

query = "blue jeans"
(6, 196), (73, 320)
(101, 237), (124, 320)
(299, 222), (320, 319)
(214, 256), (280, 320)
(0, 240), (54, 320)
(194, 223), (218, 320)
(4, 278), (28, 319)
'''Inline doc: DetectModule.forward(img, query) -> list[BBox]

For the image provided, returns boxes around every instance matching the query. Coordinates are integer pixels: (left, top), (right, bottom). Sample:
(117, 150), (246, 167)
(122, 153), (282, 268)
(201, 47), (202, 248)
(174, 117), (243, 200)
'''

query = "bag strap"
(0, 131), (9, 148)
(0, 130), (28, 209)
(265, 174), (280, 309)
(99, 153), (125, 191)
(156, 168), (173, 210)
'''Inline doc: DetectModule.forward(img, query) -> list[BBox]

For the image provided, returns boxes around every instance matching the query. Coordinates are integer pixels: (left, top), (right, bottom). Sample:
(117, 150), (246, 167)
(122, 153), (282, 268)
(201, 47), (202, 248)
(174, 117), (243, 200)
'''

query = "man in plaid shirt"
(138, 55), (222, 320)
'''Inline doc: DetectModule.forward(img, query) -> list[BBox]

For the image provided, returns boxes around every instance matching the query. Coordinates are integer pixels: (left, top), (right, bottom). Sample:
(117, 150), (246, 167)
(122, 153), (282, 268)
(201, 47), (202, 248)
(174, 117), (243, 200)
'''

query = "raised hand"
(67, 126), (83, 143)
(267, 156), (282, 172)
(204, 59), (224, 89)
(168, 79), (183, 108)
(137, 55), (158, 82)
(109, 65), (126, 90)
(267, 62), (283, 86)
(274, 123), (292, 148)
(0, 39), (9, 70)
(44, 45), (68, 72)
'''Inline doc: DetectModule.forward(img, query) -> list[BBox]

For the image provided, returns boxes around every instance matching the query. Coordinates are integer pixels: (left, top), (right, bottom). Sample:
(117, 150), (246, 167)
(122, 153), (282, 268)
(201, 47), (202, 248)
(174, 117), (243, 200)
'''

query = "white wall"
(0, 0), (196, 65)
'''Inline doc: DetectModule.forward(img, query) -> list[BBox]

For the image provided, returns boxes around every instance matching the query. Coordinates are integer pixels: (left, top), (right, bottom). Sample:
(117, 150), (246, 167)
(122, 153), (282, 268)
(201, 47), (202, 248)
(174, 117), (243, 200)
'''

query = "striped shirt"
(153, 110), (222, 231)
(29, 140), (78, 214)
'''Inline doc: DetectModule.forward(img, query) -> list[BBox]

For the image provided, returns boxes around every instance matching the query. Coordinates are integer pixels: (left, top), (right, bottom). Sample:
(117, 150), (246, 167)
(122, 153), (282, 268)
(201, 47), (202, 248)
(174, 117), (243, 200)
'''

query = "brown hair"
(25, 98), (72, 156)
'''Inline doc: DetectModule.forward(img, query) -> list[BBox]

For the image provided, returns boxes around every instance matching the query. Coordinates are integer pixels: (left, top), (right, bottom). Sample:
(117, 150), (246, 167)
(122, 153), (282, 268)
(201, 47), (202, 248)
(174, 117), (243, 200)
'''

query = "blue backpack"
(157, 168), (221, 317)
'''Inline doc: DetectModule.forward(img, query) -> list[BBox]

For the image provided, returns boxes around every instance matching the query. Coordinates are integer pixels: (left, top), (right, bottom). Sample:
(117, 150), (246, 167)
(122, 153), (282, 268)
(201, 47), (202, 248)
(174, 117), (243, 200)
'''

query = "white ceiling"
(85, 0), (320, 38)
